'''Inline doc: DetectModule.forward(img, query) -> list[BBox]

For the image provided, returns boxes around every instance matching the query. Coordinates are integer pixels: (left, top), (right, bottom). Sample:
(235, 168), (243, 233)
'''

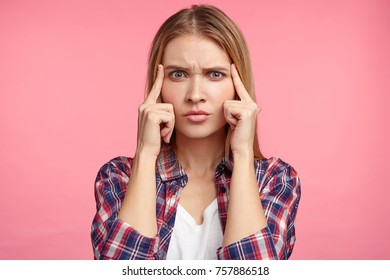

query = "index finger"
(231, 64), (252, 102)
(145, 64), (164, 104)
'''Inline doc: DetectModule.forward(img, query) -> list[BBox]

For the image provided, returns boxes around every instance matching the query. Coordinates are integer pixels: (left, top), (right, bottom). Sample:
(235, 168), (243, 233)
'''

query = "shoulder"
(254, 157), (301, 191)
(95, 156), (134, 182)
(94, 156), (135, 202)
(254, 157), (298, 177)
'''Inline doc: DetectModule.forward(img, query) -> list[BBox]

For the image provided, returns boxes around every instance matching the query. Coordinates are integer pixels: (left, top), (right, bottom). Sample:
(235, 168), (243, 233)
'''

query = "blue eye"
(209, 71), (223, 79)
(170, 71), (186, 79)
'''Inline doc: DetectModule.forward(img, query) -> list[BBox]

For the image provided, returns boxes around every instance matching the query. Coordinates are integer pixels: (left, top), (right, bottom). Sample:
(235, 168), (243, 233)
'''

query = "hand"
(136, 64), (175, 157)
(224, 64), (261, 155)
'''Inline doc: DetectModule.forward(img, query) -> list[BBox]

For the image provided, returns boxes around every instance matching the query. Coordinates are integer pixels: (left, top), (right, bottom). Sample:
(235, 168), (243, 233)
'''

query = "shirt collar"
(156, 145), (186, 181)
(216, 150), (234, 175)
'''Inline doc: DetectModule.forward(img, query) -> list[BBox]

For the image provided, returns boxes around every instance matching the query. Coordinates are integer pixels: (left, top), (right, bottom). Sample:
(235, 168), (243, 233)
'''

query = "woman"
(91, 4), (301, 260)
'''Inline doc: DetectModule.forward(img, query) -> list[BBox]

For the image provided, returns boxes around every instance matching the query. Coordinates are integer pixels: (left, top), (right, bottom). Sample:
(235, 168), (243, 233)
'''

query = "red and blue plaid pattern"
(91, 145), (301, 259)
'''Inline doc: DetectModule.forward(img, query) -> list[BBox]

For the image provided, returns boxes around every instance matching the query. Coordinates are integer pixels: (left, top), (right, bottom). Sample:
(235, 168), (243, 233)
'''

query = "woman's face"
(161, 34), (235, 140)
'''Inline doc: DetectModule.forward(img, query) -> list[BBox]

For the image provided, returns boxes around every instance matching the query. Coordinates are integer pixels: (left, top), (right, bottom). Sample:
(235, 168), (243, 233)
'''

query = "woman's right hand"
(136, 64), (175, 158)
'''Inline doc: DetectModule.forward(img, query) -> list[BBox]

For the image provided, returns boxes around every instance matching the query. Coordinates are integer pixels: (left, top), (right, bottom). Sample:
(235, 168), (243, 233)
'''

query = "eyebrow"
(164, 65), (230, 72)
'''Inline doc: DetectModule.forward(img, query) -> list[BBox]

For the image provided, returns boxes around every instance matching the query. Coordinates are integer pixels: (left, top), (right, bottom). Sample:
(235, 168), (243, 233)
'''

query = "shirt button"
(220, 187), (226, 193)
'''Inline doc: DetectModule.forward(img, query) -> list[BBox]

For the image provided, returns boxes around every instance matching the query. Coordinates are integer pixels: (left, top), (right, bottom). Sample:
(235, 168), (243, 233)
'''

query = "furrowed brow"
(164, 65), (190, 71)
(203, 67), (230, 72)
(164, 65), (229, 72)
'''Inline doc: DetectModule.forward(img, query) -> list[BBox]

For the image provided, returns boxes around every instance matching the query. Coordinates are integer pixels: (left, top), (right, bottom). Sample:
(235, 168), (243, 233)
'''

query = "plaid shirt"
(91, 145), (301, 260)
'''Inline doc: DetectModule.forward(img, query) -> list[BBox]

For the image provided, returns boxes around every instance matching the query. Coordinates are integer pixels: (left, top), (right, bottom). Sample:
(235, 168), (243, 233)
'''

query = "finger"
(231, 64), (252, 102)
(140, 103), (174, 115)
(160, 115), (175, 143)
(145, 64), (164, 104)
(223, 101), (239, 127)
(161, 126), (173, 143)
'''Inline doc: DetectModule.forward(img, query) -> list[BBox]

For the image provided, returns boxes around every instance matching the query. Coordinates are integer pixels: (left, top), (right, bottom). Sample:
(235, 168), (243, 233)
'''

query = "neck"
(174, 129), (225, 176)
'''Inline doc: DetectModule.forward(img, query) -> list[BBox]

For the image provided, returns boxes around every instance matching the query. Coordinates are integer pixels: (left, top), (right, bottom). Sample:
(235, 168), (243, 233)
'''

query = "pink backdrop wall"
(1, 0), (389, 259)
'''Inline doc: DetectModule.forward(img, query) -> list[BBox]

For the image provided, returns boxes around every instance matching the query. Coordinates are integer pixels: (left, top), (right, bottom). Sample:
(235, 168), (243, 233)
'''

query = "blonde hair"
(146, 4), (265, 160)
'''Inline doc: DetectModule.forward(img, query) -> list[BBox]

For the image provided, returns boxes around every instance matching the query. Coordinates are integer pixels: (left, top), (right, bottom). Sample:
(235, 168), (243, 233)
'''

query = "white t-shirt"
(166, 198), (223, 259)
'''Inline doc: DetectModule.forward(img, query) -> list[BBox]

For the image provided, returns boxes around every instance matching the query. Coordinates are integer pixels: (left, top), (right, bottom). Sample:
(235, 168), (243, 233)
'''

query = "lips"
(184, 110), (210, 122)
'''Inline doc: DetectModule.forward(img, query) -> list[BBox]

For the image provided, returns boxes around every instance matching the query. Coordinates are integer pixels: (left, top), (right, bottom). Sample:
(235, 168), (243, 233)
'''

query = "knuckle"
(242, 110), (252, 118)
(167, 103), (174, 110)
(143, 106), (153, 115)
(146, 113), (157, 123)
(138, 104), (146, 113)
(251, 103), (259, 112)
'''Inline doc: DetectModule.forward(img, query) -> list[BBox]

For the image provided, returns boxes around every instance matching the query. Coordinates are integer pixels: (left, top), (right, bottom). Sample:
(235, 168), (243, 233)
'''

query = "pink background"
(1, 0), (389, 259)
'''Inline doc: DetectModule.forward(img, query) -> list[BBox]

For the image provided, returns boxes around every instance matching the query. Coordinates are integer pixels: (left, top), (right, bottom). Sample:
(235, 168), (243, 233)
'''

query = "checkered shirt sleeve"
(217, 161), (301, 260)
(90, 157), (160, 259)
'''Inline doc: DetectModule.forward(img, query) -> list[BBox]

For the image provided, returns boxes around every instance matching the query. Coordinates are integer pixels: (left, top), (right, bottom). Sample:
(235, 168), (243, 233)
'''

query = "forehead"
(162, 35), (231, 66)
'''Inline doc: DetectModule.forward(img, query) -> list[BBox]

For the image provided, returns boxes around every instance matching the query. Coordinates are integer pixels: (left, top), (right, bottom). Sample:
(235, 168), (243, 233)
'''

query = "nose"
(186, 76), (206, 103)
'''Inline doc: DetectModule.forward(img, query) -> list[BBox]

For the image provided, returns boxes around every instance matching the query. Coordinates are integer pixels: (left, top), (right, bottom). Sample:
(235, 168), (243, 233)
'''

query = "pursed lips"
(184, 110), (210, 122)
(184, 110), (210, 116)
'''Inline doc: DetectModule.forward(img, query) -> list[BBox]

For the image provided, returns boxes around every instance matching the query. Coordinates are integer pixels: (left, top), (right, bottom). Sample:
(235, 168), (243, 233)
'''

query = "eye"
(169, 70), (186, 80)
(208, 71), (224, 80)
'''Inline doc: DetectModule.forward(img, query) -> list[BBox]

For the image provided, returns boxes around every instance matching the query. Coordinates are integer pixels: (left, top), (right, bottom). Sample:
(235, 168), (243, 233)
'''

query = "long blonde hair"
(146, 4), (265, 160)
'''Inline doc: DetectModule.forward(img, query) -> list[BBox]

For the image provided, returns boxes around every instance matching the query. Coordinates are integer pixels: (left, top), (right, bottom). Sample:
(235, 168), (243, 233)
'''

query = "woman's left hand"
(224, 64), (261, 155)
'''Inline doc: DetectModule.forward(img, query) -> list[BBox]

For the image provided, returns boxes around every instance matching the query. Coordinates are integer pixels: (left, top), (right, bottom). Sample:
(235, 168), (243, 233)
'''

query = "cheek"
(161, 81), (175, 104)
(226, 79), (236, 99)
(208, 81), (235, 103)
